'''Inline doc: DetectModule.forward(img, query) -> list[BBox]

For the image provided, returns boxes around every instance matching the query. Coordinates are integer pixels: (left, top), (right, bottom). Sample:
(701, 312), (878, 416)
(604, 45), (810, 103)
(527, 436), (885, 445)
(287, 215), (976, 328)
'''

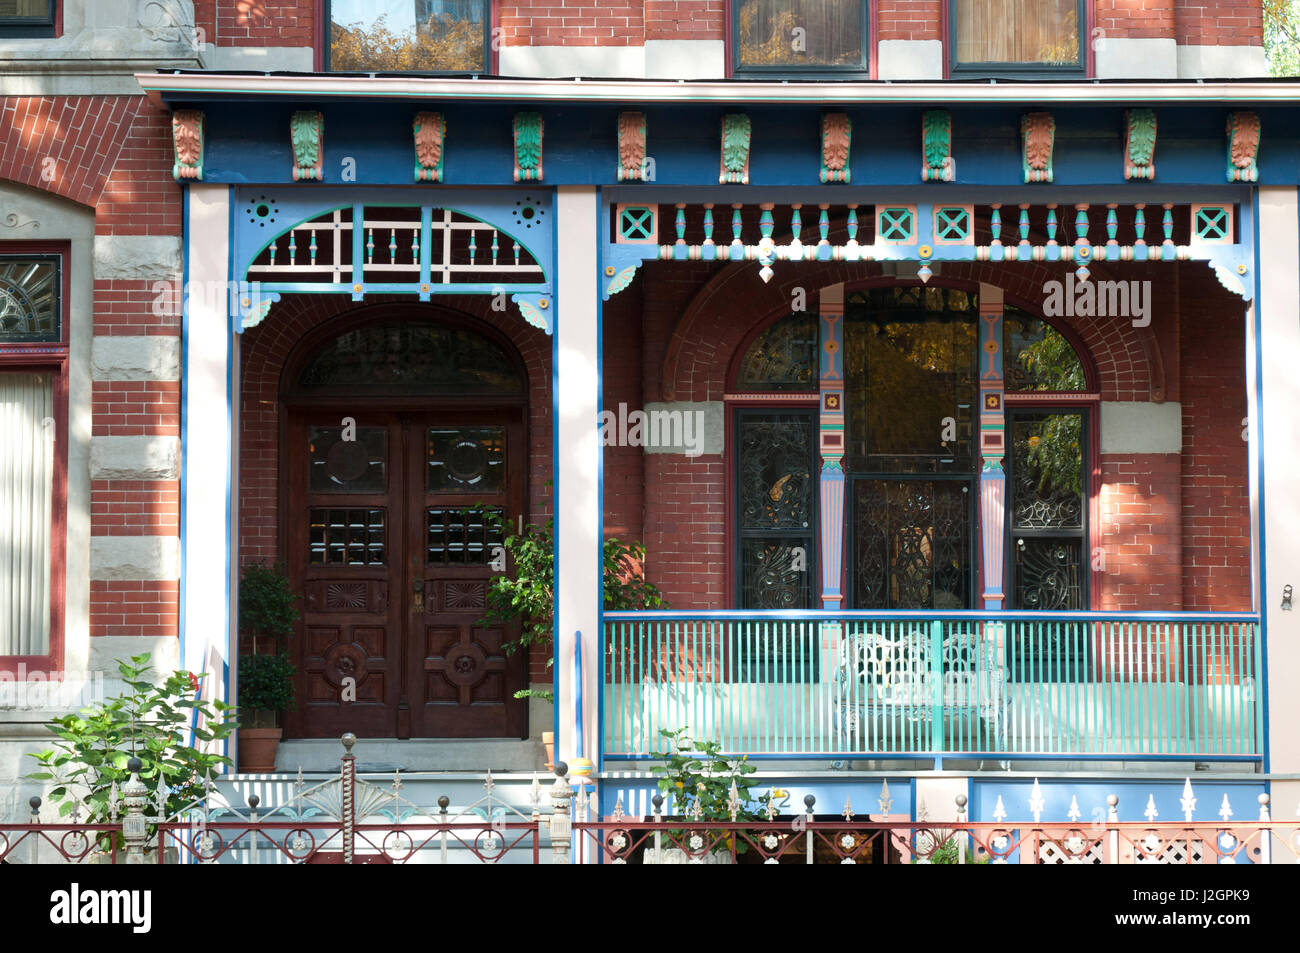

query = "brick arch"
(238, 293), (552, 566)
(661, 259), (1164, 403)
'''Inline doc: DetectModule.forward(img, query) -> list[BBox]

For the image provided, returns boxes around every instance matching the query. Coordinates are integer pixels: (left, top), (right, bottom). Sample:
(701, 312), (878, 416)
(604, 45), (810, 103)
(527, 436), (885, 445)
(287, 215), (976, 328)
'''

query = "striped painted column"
(977, 284), (1006, 611)
(818, 284), (846, 610)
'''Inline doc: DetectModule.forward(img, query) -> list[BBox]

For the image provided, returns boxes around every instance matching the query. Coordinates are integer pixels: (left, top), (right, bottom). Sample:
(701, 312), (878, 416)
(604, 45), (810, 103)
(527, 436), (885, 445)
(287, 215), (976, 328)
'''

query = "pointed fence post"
(805, 795), (816, 865)
(438, 795), (450, 865)
(248, 794), (260, 865)
(955, 794), (968, 865)
(1107, 795), (1120, 865)
(651, 793), (664, 862)
(28, 796), (41, 865)
(1258, 794), (1271, 866)
(548, 763), (574, 864)
(121, 758), (148, 865)
(341, 733), (357, 865)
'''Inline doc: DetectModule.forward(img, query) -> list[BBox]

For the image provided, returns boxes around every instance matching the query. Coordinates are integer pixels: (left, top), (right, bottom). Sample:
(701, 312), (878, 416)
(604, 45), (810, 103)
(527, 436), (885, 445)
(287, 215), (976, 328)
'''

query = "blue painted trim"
(1255, 188), (1270, 773)
(603, 609), (1260, 623)
(178, 188), (191, 684)
(550, 186), (560, 756)
(223, 187), (236, 717)
(601, 751), (1264, 763)
(595, 185), (605, 773)
(574, 630), (583, 759)
(909, 777), (917, 822)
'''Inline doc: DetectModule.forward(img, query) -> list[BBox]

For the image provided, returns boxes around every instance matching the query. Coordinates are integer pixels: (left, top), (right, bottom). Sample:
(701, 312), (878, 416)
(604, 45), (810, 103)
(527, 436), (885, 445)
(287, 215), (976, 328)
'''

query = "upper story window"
(734, 0), (869, 77)
(326, 0), (489, 73)
(951, 0), (1084, 76)
(0, 0), (56, 38)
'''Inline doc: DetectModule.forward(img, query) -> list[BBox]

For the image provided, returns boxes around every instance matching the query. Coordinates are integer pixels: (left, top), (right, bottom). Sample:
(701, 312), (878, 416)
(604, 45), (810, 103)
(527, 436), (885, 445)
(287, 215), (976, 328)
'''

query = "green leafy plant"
(471, 491), (666, 703)
(238, 562), (299, 728)
(26, 653), (236, 849)
(238, 653), (296, 722)
(912, 837), (989, 865)
(649, 727), (767, 822)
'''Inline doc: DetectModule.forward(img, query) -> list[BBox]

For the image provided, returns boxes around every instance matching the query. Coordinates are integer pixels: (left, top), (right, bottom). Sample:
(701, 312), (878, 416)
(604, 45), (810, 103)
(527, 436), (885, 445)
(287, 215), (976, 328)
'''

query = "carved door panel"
(407, 418), (526, 738)
(285, 409), (526, 739)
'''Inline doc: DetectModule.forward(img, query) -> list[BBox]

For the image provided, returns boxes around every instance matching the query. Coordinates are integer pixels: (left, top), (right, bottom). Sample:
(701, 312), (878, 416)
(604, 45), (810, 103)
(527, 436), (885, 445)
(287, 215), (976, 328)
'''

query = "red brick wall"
(191, 0), (315, 47)
(602, 279), (645, 541)
(877, 0), (942, 42)
(1178, 264), (1251, 610)
(499, 0), (646, 47)
(1175, 0), (1264, 46)
(1096, 0), (1175, 39)
(1096, 454), (1182, 611)
(89, 581), (179, 638)
(645, 0), (724, 41)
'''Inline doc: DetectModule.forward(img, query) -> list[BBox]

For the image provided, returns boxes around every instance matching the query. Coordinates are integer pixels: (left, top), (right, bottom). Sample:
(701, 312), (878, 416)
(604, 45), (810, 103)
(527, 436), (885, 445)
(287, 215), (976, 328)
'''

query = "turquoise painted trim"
(178, 186), (190, 736)
(604, 609), (1259, 622)
(1254, 188), (1270, 772)
(595, 185), (605, 772)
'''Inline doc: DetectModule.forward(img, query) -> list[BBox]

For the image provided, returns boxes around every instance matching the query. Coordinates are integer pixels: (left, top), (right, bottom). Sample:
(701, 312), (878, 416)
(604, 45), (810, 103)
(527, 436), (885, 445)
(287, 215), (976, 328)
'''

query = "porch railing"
(601, 611), (1263, 760)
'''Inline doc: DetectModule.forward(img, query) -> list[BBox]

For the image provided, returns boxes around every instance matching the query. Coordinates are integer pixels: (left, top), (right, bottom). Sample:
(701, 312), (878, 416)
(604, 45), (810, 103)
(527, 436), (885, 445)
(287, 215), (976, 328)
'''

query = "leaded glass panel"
(427, 427), (505, 492)
(309, 427), (388, 493)
(309, 508), (386, 565)
(740, 539), (811, 610)
(735, 312), (818, 392)
(427, 506), (504, 564)
(1014, 538), (1083, 610)
(1010, 413), (1083, 530)
(0, 257), (59, 342)
(852, 479), (970, 610)
(298, 323), (522, 394)
(737, 414), (814, 530)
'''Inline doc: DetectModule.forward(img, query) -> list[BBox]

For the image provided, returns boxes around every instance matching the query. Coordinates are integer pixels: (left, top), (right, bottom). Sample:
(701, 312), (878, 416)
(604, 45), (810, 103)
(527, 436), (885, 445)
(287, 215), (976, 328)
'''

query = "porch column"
(818, 283), (846, 610)
(1256, 188), (1300, 800)
(181, 185), (238, 714)
(554, 187), (602, 771)
(977, 284), (1006, 611)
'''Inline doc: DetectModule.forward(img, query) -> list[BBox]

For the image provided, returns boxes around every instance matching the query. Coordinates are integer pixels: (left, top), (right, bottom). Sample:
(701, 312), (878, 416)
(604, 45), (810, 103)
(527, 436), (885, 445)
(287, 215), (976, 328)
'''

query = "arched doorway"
(279, 310), (528, 739)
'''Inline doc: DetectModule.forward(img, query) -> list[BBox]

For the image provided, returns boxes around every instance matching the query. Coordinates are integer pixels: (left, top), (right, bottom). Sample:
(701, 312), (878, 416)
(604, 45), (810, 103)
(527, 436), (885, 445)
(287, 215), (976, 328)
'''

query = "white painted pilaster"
(554, 187), (601, 772)
(1257, 188), (1300, 778)
(181, 185), (234, 704)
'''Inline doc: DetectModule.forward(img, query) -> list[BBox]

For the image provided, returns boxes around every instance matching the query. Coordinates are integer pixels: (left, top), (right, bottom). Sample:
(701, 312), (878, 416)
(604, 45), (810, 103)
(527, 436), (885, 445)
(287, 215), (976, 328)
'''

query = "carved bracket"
(514, 112), (544, 182)
(720, 114), (751, 184)
(617, 111), (647, 182)
(171, 109), (204, 182)
(601, 244), (658, 300)
(1124, 108), (1156, 181)
(820, 113), (851, 183)
(236, 284), (281, 333)
(921, 110), (953, 182)
(510, 292), (552, 334)
(413, 111), (445, 183)
(1021, 112), (1055, 183)
(290, 110), (324, 182)
(1227, 111), (1260, 183)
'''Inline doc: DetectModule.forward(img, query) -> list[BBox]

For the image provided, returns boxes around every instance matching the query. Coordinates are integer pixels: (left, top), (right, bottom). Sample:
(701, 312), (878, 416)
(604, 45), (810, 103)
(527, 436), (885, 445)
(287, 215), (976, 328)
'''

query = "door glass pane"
(735, 312), (818, 391)
(955, 0), (1079, 66)
(737, 414), (813, 531)
(427, 506), (503, 564)
(427, 427), (505, 492)
(309, 426), (387, 493)
(740, 539), (811, 610)
(1015, 538), (1084, 610)
(1010, 413), (1083, 529)
(852, 480), (970, 610)
(329, 0), (487, 72)
(845, 287), (977, 473)
(737, 0), (865, 69)
(309, 508), (386, 565)
(0, 373), (52, 654)
(1004, 310), (1086, 391)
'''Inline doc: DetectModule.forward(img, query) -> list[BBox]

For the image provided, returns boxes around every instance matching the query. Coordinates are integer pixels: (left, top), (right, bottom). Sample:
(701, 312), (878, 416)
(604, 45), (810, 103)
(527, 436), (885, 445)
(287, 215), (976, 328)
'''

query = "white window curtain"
(0, 373), (52, 655)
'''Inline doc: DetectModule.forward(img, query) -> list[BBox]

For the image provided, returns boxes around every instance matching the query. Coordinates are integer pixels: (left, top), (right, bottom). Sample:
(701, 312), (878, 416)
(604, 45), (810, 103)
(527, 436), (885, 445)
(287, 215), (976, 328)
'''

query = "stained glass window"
(735, 312), (818, 392)
(298, 323), (522, 395)
(427, 427), (505, 493)
(309, 427), (388, 493)
(309, 508), (386, 565)
(0, 258), (59, 343)
(427, 506), (503, 564)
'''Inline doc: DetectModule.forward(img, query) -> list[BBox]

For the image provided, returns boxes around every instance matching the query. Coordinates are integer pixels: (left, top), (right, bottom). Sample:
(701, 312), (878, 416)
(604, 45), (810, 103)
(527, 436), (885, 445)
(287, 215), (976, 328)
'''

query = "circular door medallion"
(445, 643), (487, 687)
(326, 438), (371, 484)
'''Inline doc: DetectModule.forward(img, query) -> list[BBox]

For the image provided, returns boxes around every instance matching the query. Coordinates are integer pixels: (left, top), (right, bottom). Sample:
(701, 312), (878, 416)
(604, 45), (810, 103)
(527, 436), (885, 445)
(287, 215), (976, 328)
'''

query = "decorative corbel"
(1227, 111), (1260, 182)
(617, 111), (647, 181)
(413, 111), (445, 183)
(1124, 109), (1157, 180)
(290, 110), (324, 181)
(511, 292), (552, 334)
(820, 113), (851, 183)
(171, 109), (204, 182)
(1021, 112), (1054, 183)
(921, 110), (953, 182)
(720, 114), (751, 184)
(514, 112), (544, 182)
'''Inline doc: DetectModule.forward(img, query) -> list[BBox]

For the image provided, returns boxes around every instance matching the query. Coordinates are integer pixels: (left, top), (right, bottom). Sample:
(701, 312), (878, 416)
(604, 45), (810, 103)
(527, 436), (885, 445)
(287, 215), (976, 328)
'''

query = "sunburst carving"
(446, 582), (486, 609)
(326, 583), (367, 610)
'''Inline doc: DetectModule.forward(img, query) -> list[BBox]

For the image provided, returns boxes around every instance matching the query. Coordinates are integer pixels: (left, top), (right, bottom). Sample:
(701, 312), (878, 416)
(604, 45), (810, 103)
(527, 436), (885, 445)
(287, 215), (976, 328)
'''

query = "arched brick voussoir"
(661, 259), (1164, 404)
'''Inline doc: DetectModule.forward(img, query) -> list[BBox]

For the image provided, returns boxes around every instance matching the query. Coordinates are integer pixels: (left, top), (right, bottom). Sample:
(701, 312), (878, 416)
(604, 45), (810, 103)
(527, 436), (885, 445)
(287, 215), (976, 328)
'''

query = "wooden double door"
(283, 406), (526, 739)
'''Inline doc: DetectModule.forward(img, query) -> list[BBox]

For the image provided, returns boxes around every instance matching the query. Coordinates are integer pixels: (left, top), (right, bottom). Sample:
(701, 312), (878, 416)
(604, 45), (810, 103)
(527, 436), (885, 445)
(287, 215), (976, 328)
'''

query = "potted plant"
(26, 652), (235, 862)
(474, 493), (666, 770)
(236, 561), (299, 772)
(645, 726), (769, 864)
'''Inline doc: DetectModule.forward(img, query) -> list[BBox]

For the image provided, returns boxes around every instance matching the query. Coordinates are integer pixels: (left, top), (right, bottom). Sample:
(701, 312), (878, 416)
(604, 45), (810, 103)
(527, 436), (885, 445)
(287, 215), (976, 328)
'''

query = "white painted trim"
(644, 39), (725, 80)
(182, 185), (233, 690)
(553, 187), (601, 772)
(1178, 44), (1268, 80)
(1095, 38), (1177, 80)
(135, 73), (1300, 105)
(499, 45), (645, 79)
(877, 40), (943, 81)
(1257, 187), (1300, 774)
(202, 46), (314, 72)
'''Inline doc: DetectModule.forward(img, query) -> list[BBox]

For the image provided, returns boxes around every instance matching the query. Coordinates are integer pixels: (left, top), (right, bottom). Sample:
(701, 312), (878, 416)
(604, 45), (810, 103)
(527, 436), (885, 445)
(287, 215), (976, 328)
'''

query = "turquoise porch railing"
(601, 611), (1262, 760)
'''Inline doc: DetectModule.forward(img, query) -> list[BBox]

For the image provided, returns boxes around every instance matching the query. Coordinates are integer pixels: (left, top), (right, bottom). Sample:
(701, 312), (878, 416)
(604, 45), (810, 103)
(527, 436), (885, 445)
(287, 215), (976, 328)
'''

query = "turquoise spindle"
(388, 230), (397, 262)
(731, 203), (743, 249)
(365, 228), (374, 264)
(1134, 203), (1148, 260)
(675, 202), (686, 245)
(1162, 202), (1175, 259)
(702, 203), (715, 245)
(847, 204), (859, 242)
(310, 229), (318, 266)
(491, 229), (499, 266)
(1074, 203), (1089, 245)
(268, 238), (277, 267)
(1018, 204), (1030, 247)
(468, 229), (476, 262)
(790, 204), (803, 256)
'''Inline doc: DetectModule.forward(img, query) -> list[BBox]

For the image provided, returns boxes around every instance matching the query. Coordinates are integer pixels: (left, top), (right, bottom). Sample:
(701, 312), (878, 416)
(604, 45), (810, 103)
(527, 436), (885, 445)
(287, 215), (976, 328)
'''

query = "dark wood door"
(284, 408), (526, 739)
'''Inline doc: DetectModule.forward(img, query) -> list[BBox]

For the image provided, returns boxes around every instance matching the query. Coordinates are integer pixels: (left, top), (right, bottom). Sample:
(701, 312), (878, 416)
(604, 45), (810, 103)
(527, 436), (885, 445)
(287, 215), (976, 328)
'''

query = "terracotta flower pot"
(237, 727), (283, 772)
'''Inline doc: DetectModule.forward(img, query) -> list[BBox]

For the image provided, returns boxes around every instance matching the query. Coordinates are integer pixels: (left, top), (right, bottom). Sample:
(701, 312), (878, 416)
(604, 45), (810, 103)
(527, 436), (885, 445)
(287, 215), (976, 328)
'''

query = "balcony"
(602, 611), (1262, 762)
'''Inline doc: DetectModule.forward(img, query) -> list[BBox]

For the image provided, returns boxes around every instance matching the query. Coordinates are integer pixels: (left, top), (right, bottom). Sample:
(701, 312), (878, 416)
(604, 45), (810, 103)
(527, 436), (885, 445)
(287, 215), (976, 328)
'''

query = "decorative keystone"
(513, 112), (544, 182)
(720, 113), (751, 184)
(171, 109), (204, 182)
(820, 113), (851, 183)
(617, 111), (647, 181)
(290, 110), (324, 181)
(413, 111), (445, 182)
(1124, 108), (1156, 180)
(1021, 112), (1055, 183)
(921, 109), (953, 182)
(1227, 111), (1260, 183)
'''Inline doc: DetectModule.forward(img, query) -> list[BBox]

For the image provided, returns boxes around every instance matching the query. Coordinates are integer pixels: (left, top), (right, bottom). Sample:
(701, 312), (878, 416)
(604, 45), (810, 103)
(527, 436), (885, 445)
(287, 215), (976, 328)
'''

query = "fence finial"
(1258, 792), (1270, 822)
(1106, 794), (1119, 823)
(1028, 779), (1044, 823)
(1180, 778), (1197, 822)
(1144, 794), (1158, 822)
(1067, 795), (1081, 823)
(878, 780), (893, 815)
(1219, 793), (1234, 822)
